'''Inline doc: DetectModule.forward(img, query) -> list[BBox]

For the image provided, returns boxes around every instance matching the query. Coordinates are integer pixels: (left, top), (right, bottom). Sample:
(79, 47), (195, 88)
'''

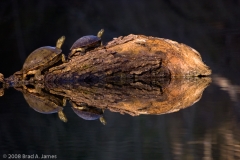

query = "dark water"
(1, 1), (240, 160)
(1, 76), (240, 160)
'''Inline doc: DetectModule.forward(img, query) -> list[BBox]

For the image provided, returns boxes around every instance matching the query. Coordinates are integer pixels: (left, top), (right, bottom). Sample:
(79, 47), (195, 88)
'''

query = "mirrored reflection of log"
(45, 34), (211, 83)
(46, 77), (211, 116)
(12, 84), (106, 124)
(14, 85), (68, 122)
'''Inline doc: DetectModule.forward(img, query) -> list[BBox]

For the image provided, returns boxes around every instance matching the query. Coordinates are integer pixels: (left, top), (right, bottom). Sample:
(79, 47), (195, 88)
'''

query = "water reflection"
(213, 74), (240, 102)
(46, 77), (211, 116)
(14, 85), (67, 122)
(70, 101), (106, 125)
(2, 76), (240, 159)
(1, 77), (211, 123)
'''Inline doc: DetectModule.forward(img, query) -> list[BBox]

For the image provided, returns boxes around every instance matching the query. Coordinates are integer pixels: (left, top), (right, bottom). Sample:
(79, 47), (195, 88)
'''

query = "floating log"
(45, 34), (211, 83)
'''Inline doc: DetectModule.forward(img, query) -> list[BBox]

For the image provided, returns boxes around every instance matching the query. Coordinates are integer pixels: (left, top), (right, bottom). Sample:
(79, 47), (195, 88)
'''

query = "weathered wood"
(45, 34), (211, 83)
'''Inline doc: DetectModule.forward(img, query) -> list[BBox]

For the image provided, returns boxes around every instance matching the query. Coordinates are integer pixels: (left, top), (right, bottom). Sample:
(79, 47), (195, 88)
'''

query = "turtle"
(16, 84), (68, 122)
(70, 101), (106, 125)
(68, 29), (104, 58)
(22, 36), (66, 81)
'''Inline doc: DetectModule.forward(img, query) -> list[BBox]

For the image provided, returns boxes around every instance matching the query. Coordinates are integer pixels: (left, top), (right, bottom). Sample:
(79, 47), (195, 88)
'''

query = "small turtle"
(68, 29), (104, 58)
(22, 36), (66, 80)
(16, 85), (67, 122)
(70, 101), (106, 125)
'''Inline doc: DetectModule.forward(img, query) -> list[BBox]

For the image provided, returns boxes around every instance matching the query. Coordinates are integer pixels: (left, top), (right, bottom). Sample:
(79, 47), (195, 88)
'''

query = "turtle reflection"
(16, 85), (67, 122)
(70, 101), (106, 125)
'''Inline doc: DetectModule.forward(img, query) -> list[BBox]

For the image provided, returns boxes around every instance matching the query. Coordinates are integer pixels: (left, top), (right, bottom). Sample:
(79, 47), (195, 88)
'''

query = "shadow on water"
(1, 77), (211, 121)
(1, 77), (211, 157)
(0, 76), (240, 159)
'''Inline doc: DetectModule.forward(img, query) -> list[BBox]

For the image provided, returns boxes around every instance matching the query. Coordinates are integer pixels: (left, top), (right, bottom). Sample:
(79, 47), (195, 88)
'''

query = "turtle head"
(58, 110), (68, 122)
(56, 36), (66, 49)
(97, 29), (104, 38)
(99, 116), (107, 125)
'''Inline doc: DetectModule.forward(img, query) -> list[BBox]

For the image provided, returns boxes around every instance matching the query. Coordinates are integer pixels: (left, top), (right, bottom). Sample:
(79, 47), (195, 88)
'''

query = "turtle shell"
(23, 46), (62, 73)
(70, 35), (101, 50)
(72, 107), (103, 120)
(22, 86), (64, 114)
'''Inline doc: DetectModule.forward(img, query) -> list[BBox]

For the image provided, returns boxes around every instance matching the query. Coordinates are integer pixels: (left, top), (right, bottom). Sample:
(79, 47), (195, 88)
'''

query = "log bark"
(45, 34), (211, 83)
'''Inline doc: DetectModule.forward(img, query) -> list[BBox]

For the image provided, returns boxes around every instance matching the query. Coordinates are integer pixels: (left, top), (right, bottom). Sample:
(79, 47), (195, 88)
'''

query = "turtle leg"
(22, 73), (27, 80)
(73, 48), (86, 55)
(62, 97), (67, 106)
(48, 54), (67, 72)
(58, 111), (67, 122)
(26, 86), (38, 94)
(69, 100), (77, 108)
(97, 29), (104, 38)
(23, 70), (42, 81)
(69, 100), (86, 110)
(34, 70), (43, 81)
(68, 48), (86, 60)
(68, 49), (77, 58)
(61, 54), (67, 63)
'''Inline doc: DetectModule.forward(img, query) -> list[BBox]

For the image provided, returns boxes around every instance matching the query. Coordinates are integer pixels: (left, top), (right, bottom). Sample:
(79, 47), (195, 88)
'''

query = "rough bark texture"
(45, 34), (211, 83)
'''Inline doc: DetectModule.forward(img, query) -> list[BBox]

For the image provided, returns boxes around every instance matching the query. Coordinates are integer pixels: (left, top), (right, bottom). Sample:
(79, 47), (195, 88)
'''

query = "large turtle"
(22, 36), (66, 80)
(16, 85), (67, 122)
(70, 101), (106, 125)
(68, 29), (104, 59)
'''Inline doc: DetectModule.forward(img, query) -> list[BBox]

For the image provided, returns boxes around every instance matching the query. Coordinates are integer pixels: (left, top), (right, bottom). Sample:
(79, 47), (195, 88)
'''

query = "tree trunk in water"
(45, 34), (211, 83)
